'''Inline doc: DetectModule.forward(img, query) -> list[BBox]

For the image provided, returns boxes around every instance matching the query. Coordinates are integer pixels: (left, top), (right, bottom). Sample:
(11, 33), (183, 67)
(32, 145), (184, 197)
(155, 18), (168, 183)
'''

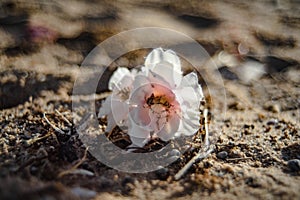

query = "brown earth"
(0, 1), (299, 200)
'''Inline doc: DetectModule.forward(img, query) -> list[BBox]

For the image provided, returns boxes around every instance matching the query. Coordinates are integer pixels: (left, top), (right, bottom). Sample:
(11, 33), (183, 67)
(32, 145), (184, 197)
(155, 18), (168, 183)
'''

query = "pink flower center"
(129, 83), (181, 134)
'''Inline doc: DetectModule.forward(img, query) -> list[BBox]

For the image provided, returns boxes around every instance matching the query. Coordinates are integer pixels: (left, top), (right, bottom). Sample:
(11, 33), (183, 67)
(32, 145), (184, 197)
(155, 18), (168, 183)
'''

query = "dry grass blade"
(55, 109), (72, 126)
(174, 147), (214, 180)
(43, 112), (65, 134)
(23, 132), (54, 147)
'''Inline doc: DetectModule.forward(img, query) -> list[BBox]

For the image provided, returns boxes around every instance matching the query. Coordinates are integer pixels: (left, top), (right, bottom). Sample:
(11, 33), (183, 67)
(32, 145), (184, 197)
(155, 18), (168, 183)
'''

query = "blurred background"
(0, 0), (299, 109)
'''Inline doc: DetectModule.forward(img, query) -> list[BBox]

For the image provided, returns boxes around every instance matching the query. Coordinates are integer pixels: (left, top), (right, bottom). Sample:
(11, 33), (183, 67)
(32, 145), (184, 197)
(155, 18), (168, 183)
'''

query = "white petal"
(98, 96), (125, 132)
(173, 73), (203, 126)
(105, 114), (116, 133)
(148, 71), (171, 89)
(174, 87), (198, 108)
(129, 136), (150, 148)
(151, 62), (182, 88)
(132, 75), (150, 91)
(145, 48), (182, 74)
(156, 112), (180, 141)
(176, 107), (200, 136)
(128, 117), (151, 139)
(130, 105), (151, 127)
(98, 96), (112, 117)
(98, 96), (116, 132)
(108, 67), (132, 90)
(180, 72), (204, 100)
(111, 97), (129, 126)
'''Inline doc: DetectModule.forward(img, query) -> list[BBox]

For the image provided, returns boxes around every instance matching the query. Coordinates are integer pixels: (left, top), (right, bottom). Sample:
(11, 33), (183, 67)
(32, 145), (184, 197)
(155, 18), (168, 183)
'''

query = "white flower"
(98, 48), (204, 147)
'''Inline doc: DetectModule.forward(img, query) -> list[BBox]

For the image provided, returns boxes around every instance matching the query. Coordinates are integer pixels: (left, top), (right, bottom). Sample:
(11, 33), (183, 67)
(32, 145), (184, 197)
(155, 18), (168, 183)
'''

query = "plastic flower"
(98, 48), (204, 147)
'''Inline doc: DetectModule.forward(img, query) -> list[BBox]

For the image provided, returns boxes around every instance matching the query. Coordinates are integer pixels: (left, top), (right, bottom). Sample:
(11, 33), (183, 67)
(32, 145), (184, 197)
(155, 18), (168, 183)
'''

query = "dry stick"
(226, 157), (252, 161)
(24, 132), (53, 147)
(72, 92), (111, 102)
(58, 147), (89, 178)
(174, 147), (214, 180)
(43, 113), (65, 134)
(55, 109), (72, 126)
(203, 109), (209, 147)
(24, 113), (63, 146)
(174, 109), (214, 180)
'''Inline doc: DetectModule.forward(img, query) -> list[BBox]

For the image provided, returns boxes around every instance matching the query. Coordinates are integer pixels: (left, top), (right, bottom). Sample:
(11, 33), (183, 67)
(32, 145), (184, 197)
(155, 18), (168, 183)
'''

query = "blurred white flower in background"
(98, 48), (204, 147)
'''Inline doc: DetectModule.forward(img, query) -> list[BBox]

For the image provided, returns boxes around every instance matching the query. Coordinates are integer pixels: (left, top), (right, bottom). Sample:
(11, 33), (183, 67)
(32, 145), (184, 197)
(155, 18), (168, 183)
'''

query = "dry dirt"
(0, 1), (299, 200)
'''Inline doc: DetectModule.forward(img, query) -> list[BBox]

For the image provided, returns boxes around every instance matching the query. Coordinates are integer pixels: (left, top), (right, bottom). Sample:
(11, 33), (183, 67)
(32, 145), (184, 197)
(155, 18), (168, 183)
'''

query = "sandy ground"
(0, 0), (299, 199)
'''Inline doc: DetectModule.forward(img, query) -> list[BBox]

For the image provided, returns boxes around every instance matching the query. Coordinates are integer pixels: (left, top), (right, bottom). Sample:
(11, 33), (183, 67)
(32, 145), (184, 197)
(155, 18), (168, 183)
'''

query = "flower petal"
(174, 87), (198, 108)
(130, 105), (151, 127)
(128, 117), (151, 139)
(145, 48), (182, 75)
(98, 96), (112, 118)
(151, 61), (182, 88)
(180, 72), (204, 100)
(129, 136), (150, 148)
(173, 71), (202, 136)
(132, 74), (151, 91)
(108, 67), (133, 90)
(176, 106), (200, 136)
(98, 95), (129, 132)
(111, 97), (129, 126)
(156, 112), (180, 141)
(98, 96), (116, 132)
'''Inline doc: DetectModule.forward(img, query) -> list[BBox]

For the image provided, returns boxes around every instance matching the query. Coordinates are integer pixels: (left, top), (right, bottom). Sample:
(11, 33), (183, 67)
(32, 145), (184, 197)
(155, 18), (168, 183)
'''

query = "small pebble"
(287, 159), (300, 172)
(217, 151), (228, 159)
(30, 166), (38, 175)
(121, 176), (135, 187)
(71, 187), (97, 199)
(228, 141), (235, 146)
(267, 119), (278, 126)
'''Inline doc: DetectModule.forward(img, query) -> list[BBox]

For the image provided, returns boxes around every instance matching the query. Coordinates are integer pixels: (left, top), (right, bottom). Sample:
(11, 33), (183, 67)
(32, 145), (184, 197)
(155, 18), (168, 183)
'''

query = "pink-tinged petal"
(108, 67), (132, 90)
(151, 61), (182, 88)
(147, 104), (168, 132)
(145, 48), (182, 75)
(156, 112), (180, 141)
(128, 117), (151, 138)
(130, 83), (152, 109)
(130, 105), (151, 127)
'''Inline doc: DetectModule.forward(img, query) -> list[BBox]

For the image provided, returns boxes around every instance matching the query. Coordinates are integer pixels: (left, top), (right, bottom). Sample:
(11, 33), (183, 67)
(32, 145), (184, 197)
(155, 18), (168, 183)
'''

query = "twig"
(72, 92), (111, 102)
(204, 109), (209, 147)
(226, 157), (252, 161)
(58, 147), (89, 178)
(43, 113), (65, 134)
(55, 109), (72, 126)
(174, 108), (213, 180)
(24, 132), (53, 147)
(174, 147), (214, 180)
